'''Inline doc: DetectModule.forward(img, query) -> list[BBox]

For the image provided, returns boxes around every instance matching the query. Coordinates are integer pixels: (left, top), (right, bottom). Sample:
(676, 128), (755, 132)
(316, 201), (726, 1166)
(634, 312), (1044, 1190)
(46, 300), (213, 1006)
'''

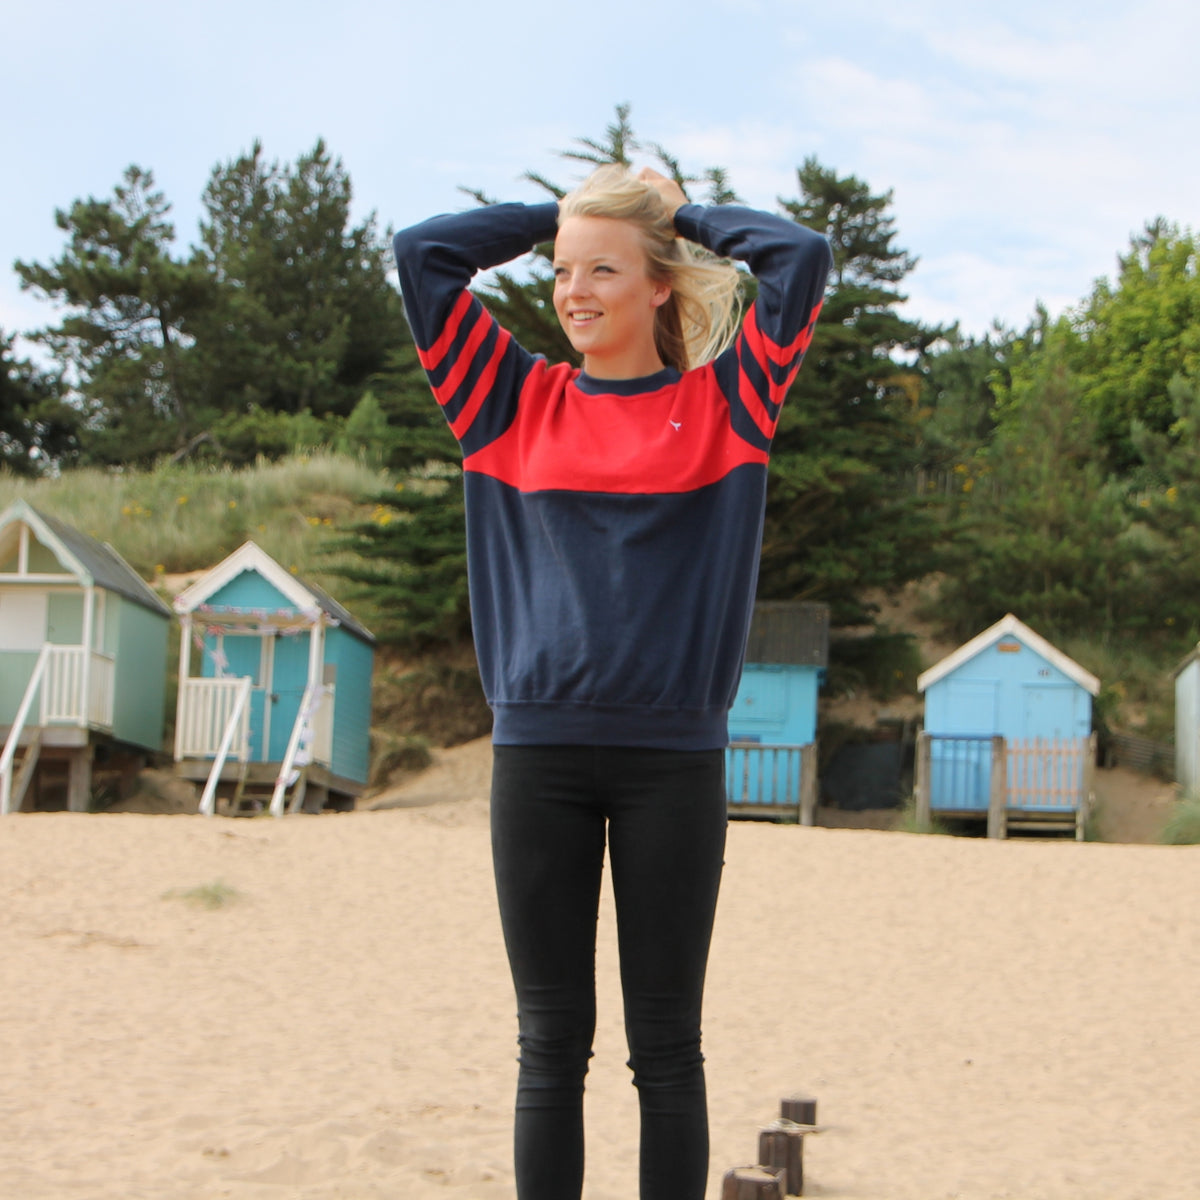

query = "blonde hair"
(557, 165), (742, 372)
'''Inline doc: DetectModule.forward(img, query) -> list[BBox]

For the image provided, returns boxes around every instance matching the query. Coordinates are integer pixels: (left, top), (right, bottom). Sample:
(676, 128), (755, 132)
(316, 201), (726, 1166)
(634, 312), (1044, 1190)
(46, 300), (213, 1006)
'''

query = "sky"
(3, 0), (1197, 359)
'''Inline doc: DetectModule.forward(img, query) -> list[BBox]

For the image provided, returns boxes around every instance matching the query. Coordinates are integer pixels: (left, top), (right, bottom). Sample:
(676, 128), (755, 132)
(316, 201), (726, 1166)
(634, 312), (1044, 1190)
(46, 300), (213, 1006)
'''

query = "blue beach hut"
(172, 542), (374, 815)
(1, 500), (171, 813)
(915, 613), (1099, 837)
(726, 601), (828, 823)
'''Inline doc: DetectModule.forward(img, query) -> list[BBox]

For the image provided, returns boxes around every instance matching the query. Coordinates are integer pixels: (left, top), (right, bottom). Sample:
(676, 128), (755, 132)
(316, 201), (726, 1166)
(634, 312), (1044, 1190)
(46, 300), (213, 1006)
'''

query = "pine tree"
(193, 139), (398, 419)
(763, 158), (943, 622)
(14, 166), (213, 464)
(326, 325), (470, 647)
(0, 332), (79, 473)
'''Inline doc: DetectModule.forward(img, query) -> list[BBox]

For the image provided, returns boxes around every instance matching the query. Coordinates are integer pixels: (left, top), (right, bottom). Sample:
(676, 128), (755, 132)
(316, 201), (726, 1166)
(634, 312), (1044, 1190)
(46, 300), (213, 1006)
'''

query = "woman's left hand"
(637, 167), (689, 220)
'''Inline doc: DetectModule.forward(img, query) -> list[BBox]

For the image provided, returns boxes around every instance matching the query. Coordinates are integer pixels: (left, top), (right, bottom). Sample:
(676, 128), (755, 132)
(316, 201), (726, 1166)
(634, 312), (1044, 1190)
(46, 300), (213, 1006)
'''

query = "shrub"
(1161, 792), (1200, 845)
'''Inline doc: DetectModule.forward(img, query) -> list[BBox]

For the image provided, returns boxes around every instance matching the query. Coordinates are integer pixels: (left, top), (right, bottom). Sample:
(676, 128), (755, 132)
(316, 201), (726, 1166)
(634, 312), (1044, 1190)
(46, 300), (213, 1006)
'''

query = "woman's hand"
(637, 167), (689, 221)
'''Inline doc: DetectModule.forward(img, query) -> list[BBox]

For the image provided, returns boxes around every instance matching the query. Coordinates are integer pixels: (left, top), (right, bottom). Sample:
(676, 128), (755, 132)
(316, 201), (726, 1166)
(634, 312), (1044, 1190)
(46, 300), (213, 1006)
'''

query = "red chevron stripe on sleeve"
(448, 328), (513, 440)
(417, 290), (476, 372)
(735, 300), (823, 433)
(740, 300), (823, 371)
(431, 305), (499, 408)
(737, 364), (780, 439)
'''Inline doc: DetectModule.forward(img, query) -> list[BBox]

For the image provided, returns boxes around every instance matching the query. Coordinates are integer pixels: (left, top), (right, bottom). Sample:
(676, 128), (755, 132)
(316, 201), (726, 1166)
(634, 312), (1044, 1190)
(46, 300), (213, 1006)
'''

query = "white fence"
(176, 677), (334, 770)
(28, 645), (115, 728)
(175, 677), (251, 760)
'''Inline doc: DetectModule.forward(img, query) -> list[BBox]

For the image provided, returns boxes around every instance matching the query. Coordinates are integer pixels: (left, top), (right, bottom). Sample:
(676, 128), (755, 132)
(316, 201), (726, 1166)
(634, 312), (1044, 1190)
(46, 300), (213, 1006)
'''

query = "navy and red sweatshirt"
(393, 199), (832, 749)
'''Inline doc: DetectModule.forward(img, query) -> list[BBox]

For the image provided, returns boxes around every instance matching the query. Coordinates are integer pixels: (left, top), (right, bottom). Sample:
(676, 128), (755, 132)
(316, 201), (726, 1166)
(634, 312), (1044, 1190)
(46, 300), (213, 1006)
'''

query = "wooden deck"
(914, 732), (1097, 838)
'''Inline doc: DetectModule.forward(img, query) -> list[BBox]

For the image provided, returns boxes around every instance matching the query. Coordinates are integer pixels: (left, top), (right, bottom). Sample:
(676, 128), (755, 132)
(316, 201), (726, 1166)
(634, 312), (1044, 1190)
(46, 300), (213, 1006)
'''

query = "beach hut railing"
(2, 644), (118, 815)
(176, 676), (253, 760)
(269, 682), (329, 818)
(1, 644), (49, 815)
(1006, 735), (1094, 812)
(197, 677), (252, 818)
(40, 645), (115, 729)
(915, 732), (1096, 837)
(726, 741), (817, 824)
(922, 734), (996, 814)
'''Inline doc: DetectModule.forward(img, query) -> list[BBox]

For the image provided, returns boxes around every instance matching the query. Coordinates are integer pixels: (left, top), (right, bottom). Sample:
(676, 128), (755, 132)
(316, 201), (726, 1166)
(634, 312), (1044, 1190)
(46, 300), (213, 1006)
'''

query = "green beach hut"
(0, 500), (171, 813)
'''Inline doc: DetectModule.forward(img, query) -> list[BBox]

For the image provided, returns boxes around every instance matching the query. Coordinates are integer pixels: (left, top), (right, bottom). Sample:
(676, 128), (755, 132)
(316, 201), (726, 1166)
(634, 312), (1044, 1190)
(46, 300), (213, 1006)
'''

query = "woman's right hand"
(636, 167), (689, 221)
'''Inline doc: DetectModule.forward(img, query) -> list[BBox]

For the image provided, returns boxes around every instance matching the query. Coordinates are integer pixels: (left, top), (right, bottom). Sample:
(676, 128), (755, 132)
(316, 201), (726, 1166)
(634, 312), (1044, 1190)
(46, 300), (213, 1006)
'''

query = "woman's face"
(553, 216), (671, 379)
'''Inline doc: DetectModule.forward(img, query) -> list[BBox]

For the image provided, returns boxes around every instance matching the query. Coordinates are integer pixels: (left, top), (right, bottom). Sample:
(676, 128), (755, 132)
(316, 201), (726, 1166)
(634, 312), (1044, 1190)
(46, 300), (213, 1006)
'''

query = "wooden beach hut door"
(267, 633), (309, 762)
(1014, 682), (1087, 812)
(218, 633), (271, 761)
(1021, 683), (1080, 739)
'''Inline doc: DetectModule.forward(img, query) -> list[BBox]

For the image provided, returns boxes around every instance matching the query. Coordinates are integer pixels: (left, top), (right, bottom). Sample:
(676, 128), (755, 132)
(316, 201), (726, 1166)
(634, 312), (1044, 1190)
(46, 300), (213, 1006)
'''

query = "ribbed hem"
(490, 702), (730, 750)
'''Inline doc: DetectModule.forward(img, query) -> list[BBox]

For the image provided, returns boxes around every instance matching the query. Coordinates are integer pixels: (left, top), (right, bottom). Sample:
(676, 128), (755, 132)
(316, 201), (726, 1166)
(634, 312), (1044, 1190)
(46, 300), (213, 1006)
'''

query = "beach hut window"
(0, 590), (48, 651)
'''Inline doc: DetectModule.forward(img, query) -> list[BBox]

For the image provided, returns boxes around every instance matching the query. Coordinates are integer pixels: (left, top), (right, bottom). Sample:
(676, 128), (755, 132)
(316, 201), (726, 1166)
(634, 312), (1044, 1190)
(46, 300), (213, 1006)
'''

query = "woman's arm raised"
(674, 201), (833, 445)
(391, 202), (559, 451)
(392, 202), (559, 353)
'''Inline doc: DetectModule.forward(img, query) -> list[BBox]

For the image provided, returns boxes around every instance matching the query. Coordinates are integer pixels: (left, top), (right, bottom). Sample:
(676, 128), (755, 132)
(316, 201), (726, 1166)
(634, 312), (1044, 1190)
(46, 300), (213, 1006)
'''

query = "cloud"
(761, 12), (1198, 333)
(653, 121), (808, 207)
(903, 247), (1090, 337)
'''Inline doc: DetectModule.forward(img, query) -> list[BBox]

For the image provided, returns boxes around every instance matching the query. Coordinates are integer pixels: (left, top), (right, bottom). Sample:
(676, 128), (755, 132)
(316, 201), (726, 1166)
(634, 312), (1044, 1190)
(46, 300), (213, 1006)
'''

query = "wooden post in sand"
(799, 743), (817, 826)
(726, 1094), (819, 1198)
(762, 1097), (818, 1195)
(914, 732), (932, 830)
(721, 1165), (787, 1199)
(780, 1094), (817, 1126)
(758, 1123), (804, 1196)
(987, 734), (1007, 839)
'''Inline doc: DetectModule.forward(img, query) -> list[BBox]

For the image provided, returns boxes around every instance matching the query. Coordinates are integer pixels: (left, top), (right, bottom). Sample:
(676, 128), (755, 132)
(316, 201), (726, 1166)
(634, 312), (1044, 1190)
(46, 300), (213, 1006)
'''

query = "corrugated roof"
(1, 501), (170, 617)
(744, 601), (830, 667)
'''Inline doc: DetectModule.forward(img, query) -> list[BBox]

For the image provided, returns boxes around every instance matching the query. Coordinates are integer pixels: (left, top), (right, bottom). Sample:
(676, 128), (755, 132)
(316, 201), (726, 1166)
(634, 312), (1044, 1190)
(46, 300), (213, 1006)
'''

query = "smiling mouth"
(569, 311), (601, 323)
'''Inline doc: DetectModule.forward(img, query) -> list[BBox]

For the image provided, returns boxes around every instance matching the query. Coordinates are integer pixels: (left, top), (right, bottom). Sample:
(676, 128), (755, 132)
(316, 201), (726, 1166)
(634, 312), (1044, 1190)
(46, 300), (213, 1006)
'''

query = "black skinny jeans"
(490, 744), (728, 1200)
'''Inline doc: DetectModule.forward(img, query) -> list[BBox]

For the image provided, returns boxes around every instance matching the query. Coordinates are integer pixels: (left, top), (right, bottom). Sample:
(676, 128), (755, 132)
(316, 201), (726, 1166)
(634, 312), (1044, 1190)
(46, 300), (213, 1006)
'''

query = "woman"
(394, 165), (832, 1200)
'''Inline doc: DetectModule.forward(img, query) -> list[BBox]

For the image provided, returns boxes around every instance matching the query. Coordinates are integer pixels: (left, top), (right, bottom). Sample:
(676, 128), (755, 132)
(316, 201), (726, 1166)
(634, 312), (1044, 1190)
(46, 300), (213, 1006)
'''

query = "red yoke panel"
(463, 361), (768, 495)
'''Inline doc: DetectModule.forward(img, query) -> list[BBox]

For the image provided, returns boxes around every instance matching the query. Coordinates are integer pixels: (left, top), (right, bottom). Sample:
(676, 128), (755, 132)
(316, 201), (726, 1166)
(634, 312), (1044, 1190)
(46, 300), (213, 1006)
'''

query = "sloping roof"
(917, 613), (1100, 696)
(0, 499), (170, 617)
(174, 541), (374, 644)
(1172, 644), (1200, 681)
(744, 601), (830, 667)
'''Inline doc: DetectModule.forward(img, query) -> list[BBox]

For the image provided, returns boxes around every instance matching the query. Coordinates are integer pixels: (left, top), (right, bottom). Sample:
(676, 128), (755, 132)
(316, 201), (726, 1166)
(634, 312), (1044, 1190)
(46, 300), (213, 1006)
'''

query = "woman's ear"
(651, 282), (672, 309)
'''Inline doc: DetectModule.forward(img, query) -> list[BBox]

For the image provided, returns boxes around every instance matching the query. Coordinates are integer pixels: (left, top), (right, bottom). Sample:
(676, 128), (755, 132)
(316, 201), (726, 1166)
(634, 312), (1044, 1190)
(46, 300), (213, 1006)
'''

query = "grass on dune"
(0, 451), (389, 600)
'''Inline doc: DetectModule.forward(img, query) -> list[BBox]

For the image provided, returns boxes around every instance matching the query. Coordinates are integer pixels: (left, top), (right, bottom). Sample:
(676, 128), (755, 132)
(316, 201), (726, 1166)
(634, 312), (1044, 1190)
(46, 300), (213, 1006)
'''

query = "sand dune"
(3, 754), (1198, 1199)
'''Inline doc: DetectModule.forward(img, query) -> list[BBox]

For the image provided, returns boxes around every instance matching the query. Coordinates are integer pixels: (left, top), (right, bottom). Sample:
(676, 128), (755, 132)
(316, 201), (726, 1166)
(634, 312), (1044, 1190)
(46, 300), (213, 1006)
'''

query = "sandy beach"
(2, 744), (1198, 1199)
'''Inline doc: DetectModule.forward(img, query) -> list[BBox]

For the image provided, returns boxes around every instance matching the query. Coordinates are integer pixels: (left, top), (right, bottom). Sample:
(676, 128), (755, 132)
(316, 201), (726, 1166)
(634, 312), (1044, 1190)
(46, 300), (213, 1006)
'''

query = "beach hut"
(172, 542), (374, 816)
(726, 600), (828, 823)
(915, 613), (1099, 837)
(1173, 645), (1200, 795)
(0, 500), (171, 813)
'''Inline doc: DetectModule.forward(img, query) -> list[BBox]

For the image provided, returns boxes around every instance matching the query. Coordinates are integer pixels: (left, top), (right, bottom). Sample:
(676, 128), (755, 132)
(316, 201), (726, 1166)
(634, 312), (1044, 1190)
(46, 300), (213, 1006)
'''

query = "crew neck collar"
(575, 366), (681, 396)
